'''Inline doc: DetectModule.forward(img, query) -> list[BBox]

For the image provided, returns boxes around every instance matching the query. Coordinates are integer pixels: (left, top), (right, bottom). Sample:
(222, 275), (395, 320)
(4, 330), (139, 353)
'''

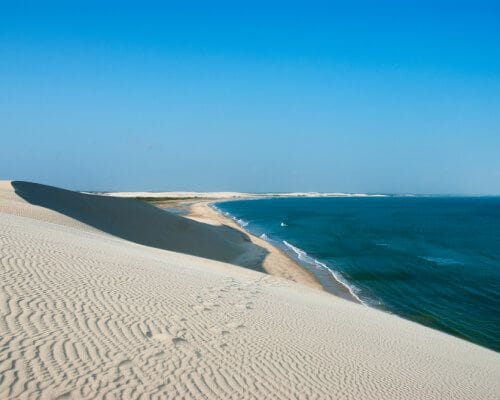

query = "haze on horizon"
(1, 1), (499, 194)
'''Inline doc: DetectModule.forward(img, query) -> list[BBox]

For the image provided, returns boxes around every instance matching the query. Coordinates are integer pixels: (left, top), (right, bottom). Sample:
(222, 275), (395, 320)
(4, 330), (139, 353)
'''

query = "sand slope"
(0, 181), (499, 399)
(8, 181), (269, 272)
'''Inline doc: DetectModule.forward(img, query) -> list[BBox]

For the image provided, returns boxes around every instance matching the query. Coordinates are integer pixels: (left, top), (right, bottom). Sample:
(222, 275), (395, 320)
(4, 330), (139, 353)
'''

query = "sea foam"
(210, 204), (250, 227)
(283, 240), (366, 305)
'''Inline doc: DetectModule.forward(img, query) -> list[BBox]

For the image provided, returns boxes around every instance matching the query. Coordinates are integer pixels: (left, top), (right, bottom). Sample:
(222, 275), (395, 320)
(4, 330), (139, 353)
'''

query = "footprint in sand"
(146, 331), (189, 348)
(226, 322), (246, 330)
(190, 303), (212, 312)
(235, 302), (253, 311)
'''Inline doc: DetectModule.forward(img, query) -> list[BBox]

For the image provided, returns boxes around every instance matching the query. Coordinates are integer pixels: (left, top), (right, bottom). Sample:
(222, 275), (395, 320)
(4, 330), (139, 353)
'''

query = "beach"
(1, 181), (499, 399)
(212, 196), (500, 351)
(119, 193), (370, 301)
(187, 200), (326, 292)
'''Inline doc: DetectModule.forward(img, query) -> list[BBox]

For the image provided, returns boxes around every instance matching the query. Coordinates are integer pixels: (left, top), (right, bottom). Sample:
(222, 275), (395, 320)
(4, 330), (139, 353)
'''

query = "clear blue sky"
(1, 1), (499, 193)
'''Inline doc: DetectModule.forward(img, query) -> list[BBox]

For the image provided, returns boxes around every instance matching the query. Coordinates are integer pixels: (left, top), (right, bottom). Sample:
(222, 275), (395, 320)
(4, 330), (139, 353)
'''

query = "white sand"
(187, 200), (324, 292)
(1, 181), (499, 399)
(103, 191), (253, 199)
(105, 191), (387, 199)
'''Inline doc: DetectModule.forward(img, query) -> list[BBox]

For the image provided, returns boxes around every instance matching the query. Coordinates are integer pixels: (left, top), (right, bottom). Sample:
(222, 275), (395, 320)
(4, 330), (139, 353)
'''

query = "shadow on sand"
(12, 181), (268, 273)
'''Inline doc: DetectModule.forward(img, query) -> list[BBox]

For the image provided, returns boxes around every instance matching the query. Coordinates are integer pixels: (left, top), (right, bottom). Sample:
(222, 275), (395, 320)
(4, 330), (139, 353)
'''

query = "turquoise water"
(214, 197), (500, 352)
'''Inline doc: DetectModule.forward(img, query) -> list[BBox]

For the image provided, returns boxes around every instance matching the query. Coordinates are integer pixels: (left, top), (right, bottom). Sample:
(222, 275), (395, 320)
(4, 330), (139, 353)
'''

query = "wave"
(282, 240), (316, 264)
(421, 256), (462, 265)
(282, 240), (367, 306)
(213, 204), (370, 307)
(210, 204), (249, 227)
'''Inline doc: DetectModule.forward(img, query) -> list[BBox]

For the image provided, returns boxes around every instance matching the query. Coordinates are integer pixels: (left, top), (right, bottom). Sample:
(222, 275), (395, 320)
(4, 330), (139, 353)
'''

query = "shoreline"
(185, 199), (325, 293)
(2, 181), (499, 398)
(183, 198), (360, 303)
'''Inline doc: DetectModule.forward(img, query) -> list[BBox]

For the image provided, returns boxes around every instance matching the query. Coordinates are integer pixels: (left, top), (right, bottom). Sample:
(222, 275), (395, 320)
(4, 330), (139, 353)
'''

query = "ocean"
(214, 196), (500, 352)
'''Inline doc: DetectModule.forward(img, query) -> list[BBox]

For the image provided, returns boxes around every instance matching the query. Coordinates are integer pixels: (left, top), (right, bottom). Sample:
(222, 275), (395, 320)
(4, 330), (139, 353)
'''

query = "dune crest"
(0, 181), (499, 399)
(9, 181), (268, 272)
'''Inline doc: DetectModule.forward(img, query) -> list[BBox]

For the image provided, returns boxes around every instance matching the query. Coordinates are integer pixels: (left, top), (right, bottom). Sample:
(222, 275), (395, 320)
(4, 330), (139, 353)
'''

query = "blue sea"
(214, 197), (500, 352)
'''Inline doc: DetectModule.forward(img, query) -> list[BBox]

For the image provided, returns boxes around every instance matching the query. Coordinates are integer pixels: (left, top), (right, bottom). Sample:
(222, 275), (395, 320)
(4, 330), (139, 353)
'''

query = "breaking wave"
(282, 240), (366, 305)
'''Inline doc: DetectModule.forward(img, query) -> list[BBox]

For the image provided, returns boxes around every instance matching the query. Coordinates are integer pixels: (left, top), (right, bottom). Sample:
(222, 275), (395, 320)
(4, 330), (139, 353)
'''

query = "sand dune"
(102, 191), (253, 199)
(9, 181), (269, 273)
(0, 181), (499, 399)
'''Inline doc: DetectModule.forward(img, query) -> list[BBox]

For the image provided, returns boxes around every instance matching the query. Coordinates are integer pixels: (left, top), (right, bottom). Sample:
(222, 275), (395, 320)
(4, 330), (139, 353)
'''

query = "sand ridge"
(0, 181), (499, 399)
(6, 181), (271, 274)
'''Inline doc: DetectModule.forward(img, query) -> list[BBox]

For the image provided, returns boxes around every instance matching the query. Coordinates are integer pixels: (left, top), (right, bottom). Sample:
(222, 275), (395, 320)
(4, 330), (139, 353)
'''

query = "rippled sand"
(1, 181), (498, 399)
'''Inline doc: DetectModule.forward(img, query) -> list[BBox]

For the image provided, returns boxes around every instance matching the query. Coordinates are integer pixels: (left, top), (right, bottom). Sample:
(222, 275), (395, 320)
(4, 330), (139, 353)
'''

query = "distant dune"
(105, 190), (388, 198)
(0, 181), (499, 399)
(103, 191), (253, 199)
